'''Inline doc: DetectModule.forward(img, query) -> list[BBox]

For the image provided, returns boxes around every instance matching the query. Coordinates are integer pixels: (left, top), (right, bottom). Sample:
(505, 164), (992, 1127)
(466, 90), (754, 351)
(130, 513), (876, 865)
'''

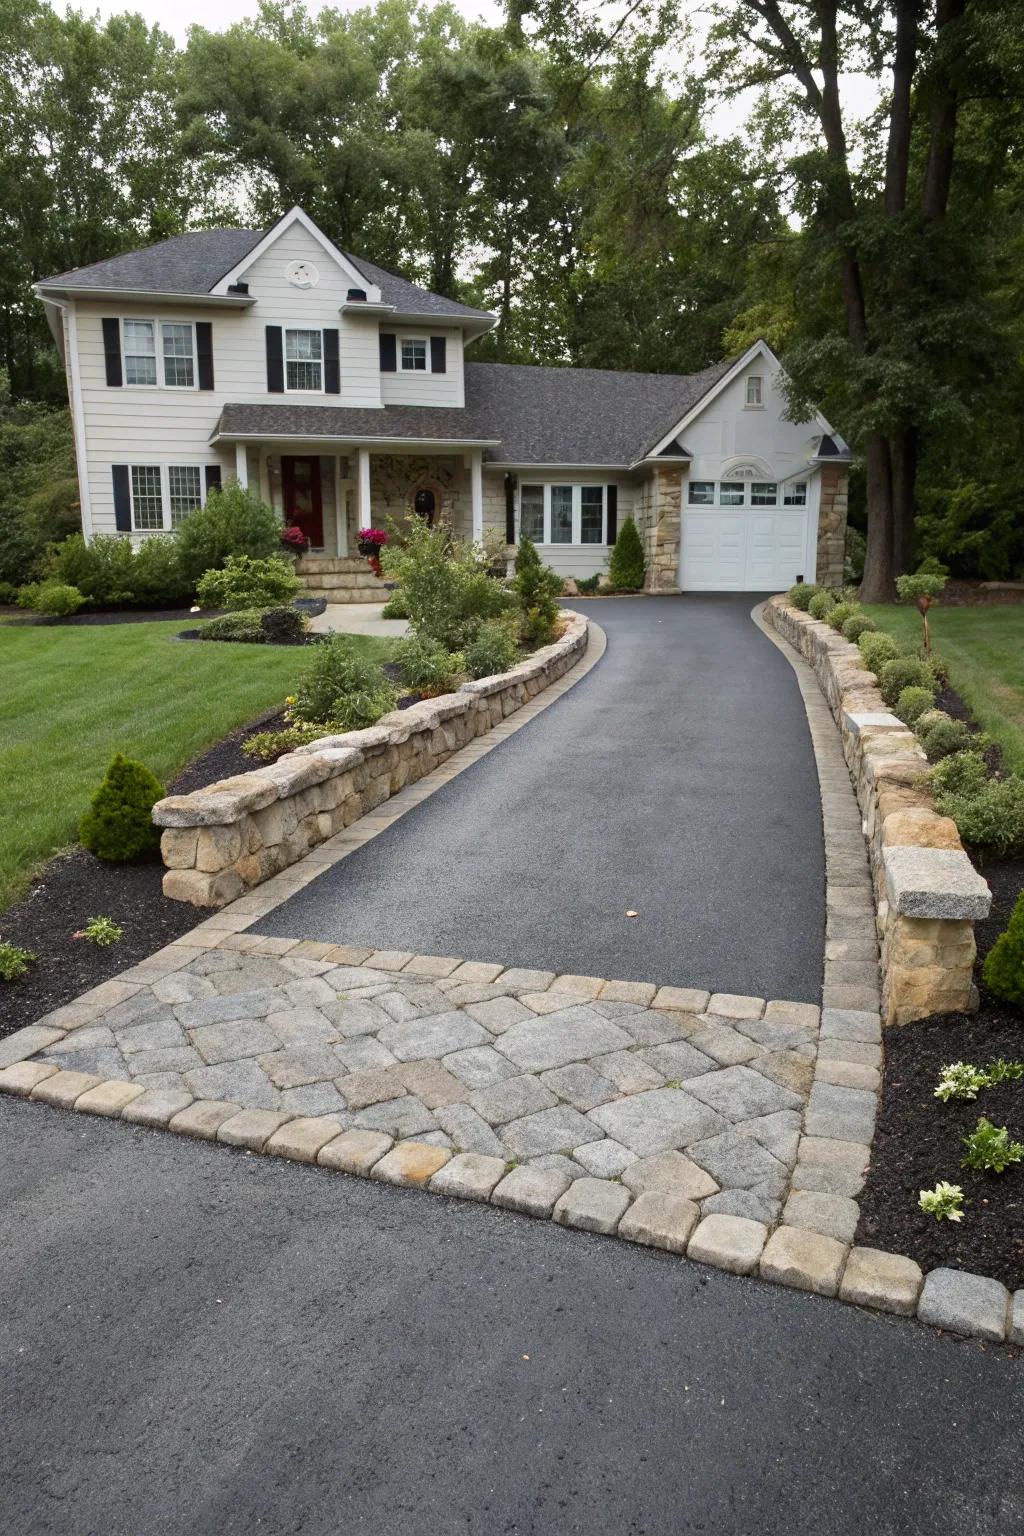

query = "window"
(719, 482), (745, 506)
(745, 375), (764, 407)
(550, 486), (573, 543)
(784, 481), (808, 505)
(130, 465), (163, 529)
(161, 324), (195, 388)
(400, 337), (428, 372)
(580, 486), (604, 544)
(285, 329), (323, 391)
(123, 320), (157, 386)
(688, 481), (715, 505)
(751, 482), (777, 505)
(520, 484), (544, 542)
(169, 465), (203, 527)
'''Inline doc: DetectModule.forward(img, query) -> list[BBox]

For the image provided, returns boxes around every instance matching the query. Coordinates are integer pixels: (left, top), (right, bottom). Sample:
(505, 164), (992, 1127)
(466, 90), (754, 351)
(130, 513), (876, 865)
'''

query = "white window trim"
(128, 461), (211, 533)
(744, 374), (765, 409)
(783, 480), (809, 506)
(283, 326), (325, 395)
(687, 477), (811, 510)
(750, 481), (779, 506)
(518, 483), (608, 546)
(398, 334), (432, 374)
(120, 319), (198, 391)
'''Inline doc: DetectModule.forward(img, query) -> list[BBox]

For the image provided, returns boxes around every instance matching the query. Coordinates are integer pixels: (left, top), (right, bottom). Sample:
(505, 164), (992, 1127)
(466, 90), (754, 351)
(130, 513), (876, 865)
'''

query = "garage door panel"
(680, 506), (809, 591)
(680, 511), (746, 589)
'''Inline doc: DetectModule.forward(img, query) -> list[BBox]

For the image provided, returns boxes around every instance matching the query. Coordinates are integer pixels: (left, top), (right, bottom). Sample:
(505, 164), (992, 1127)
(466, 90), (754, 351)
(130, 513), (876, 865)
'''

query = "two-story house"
(36, 205), (851, 594)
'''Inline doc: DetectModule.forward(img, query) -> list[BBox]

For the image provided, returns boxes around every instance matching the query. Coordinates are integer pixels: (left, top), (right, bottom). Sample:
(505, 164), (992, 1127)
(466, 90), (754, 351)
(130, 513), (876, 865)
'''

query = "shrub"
(931, 750), (989, 801)
(807, 589), (836, 620)
(878, 655), (937, 707)
(961, 1117), (1024, 1174)
(919, 716), (974, 762)
(381, 589), (409, 619)
(79, 753), (164, 862)
(242, 722), (334, 761)
(381, 518), (514, 650)
(983, 891), (1024, 1008)
(895, 686), (936, 726)
(19, 581), (85, 616)
(841, 612), (877, 642)
(787, 581), (819, 610)
(513, 535), (562, 645)
(0, 939), (36, 981)
(393, 634), (466, 695)
(916, 708), (951, 737)
(175, 481), (282, 587)
(858, 630), (901, 673)
(827, 600), (860, 632)
(259, 606), (307, 644)
(196, 554), (299, 611)
(896, 570), (948, 604)
(940, 776), (1024, 856)
(607, 516), (646, 591)
(289, 636), (398, 728)
(131, 536), (192, 605)
(465, 617), (521, 679)
(74, 915), (124, 946)
(49, 532), (190, 608)
(198, 609), (267, 643)
(844, 525), (866, 584)
(575, 573), (602, 595)
(0, 579), (18, 604)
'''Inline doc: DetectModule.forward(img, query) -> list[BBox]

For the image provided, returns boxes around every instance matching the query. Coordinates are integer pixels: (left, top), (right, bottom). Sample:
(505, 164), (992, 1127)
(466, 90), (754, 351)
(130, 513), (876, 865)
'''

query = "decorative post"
(470, 449), (484, 542)
(357, 446), (371, 531)
(234, 441), (249, 489)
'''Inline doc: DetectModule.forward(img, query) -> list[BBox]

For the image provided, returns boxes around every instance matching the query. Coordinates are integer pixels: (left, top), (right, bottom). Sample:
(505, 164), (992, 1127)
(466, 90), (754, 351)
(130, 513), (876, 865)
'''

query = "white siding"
(380, 328), (464, 408)
(511, 474), (634, 579)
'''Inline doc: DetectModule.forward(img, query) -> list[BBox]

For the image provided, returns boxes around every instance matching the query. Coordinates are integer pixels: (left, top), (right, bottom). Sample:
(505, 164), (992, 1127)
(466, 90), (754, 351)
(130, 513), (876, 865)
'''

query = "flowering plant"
(280, 524), (309, 553)
(357, 527), (389, 547)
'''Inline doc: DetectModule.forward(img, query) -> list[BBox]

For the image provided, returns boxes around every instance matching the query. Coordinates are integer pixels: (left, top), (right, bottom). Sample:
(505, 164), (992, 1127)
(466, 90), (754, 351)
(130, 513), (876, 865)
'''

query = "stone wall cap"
(153, 773), (280, 828)
(251, 753), (333, 797)
(883, 845), (992, 920)
(845, 711), (904, 734)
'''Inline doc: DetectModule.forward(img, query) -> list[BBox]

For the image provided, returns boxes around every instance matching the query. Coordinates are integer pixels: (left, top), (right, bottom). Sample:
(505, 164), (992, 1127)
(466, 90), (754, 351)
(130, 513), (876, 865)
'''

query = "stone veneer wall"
(766, 598), (991, 1025)
(154, 612), (590, 908)
(815, 465), (849, 587)
(637, 466), (683, 593)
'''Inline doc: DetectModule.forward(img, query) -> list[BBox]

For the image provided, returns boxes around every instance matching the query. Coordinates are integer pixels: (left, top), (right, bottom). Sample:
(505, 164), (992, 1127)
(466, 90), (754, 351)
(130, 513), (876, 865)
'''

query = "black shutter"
(504, 475), (516, 545)
(196, 322), (214, 390)
(266, 326), (284, 392)
(379, 331), (396, 372)
(204, 464), (222, 497)
(112, 465), (131, 531)
(606, 484), (618, 545)
(102, 319), (122, 387)
(323, 328), (340, 394)
(430, 336), (447, 374)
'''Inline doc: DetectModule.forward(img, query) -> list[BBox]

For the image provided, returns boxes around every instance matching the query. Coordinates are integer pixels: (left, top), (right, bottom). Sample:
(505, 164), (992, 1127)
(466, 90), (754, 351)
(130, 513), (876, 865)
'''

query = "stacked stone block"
(815, 465), (848, 587)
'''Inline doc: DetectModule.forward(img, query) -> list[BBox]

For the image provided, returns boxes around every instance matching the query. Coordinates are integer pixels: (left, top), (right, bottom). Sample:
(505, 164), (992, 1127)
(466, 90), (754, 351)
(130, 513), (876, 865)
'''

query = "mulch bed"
(940, 580), (1024, 606)
(2, 606), (208, 627)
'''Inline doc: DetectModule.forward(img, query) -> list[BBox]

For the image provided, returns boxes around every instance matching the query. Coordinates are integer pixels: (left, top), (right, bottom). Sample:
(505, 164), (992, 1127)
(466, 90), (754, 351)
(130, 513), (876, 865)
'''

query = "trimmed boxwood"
(858, 630), (901, 674)
(827, 600), (861, 632)
(807, 590), (836, 620)
(841, 612), (878, 643)
(878, 655), (937, 707)
(787, 582), (819, 611)
(895, 685), (936, 726)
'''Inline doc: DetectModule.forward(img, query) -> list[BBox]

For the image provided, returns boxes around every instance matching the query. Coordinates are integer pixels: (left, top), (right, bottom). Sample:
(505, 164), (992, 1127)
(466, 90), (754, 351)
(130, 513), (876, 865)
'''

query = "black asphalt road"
(254, 596), (825, 1001)
(2, 1098), (1021, 1536)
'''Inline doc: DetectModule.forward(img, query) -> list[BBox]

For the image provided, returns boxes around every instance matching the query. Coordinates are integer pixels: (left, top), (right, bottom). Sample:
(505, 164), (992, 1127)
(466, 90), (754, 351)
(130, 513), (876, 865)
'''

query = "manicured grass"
(0, 622), (395, 911)
(863, 604), (1024, 774)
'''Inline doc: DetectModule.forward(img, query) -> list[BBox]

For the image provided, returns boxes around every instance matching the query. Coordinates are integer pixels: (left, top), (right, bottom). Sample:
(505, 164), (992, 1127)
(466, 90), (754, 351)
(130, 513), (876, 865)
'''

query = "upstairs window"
(751, 482), (778, 505)
(285, 329), (323, 391)
(784, 481), (808, 505)
(745, 375), (764, 407)
(123, 320), (157, 386)
(400, 337), (428, 372)
(161, 323), (195, 388)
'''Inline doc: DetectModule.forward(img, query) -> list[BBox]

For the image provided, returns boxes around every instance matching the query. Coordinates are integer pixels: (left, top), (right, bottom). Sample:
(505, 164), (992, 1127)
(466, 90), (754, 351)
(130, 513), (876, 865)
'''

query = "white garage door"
(679, 508), (809, 591)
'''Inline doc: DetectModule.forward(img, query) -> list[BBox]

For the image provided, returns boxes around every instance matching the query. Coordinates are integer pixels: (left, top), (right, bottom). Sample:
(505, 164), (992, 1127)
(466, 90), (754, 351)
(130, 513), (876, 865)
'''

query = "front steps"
(293, 555), (387, 605)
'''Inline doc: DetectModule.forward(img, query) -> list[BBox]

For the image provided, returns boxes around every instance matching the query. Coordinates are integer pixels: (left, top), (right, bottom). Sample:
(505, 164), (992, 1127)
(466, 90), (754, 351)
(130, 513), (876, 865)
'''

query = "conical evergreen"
(80, 753), (165, 862)
(983, 891), (1024, 1008)
(608, 516), (645, 591)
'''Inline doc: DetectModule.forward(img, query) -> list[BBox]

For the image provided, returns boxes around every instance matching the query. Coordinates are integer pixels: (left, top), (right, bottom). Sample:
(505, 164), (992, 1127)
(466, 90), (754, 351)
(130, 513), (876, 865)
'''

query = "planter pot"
(357, 540), (379, 557)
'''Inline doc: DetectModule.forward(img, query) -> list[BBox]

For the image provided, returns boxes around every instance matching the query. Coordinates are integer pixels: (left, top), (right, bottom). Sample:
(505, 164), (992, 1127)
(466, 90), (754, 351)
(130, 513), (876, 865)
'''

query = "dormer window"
(400, 337), (429, 372)
(745, 375), (764, 408)
(285, 328), (323, 391)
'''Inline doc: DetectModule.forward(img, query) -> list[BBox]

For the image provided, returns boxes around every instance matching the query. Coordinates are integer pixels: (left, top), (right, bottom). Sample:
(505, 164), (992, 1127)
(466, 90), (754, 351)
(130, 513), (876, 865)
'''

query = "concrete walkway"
(307, 601), (408, 638)
(254, 596), (826, 1002)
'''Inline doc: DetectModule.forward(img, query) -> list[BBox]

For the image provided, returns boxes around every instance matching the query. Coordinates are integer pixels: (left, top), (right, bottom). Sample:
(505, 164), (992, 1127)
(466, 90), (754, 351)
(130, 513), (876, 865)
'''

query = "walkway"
(254, 596), (826, 1002)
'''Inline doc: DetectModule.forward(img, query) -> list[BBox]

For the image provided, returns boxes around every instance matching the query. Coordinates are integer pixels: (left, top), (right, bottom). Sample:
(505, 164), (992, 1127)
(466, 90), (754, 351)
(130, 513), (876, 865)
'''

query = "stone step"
(298, 571), (383, 592)
(294, 556), (370, 575)
(299, 586), (386, 605)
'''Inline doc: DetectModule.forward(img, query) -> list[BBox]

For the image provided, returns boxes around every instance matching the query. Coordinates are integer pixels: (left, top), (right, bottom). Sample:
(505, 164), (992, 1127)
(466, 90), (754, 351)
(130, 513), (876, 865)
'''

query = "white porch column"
(357, 446), (371, 532)
(234, 441), (249, 489)
(336, 457), (348, 556)
(470, 449), (483, 542)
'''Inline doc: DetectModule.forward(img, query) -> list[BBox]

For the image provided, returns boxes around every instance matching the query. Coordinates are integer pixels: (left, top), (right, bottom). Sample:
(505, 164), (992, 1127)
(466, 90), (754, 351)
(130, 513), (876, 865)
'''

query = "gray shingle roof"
(214, 356), (736, 467)
(38, 225), (494, 320)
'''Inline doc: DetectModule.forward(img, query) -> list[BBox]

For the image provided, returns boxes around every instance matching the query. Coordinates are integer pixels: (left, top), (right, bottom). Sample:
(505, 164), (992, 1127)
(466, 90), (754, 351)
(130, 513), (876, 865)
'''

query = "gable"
(213, 208), (381, 303)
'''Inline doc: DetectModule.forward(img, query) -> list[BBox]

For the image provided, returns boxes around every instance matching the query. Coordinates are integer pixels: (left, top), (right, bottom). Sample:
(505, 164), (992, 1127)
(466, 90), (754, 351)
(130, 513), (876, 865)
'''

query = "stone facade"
(766, 599), (991, 1025)
(633, 466), (683, 593)
(154, 613), (589, 907)
(815, 465), (848, 587)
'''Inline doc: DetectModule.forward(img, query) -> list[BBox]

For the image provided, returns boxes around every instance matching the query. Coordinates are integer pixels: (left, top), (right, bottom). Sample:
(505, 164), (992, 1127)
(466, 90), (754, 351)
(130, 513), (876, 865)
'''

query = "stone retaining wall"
(154, 611), (590, 908)
(765, 597), (991, 1026)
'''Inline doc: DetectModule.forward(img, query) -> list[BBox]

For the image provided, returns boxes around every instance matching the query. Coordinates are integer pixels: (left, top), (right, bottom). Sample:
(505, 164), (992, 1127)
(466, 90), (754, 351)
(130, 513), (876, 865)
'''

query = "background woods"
(1, 0), (1022, 592)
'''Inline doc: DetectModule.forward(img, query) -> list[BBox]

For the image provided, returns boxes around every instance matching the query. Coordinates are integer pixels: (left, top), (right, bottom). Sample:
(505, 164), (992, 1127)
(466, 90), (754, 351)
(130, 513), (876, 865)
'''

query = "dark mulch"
(3, 607), (209, 627)
(174, 629), (324, 646)
(856, 853), (1024, 1289)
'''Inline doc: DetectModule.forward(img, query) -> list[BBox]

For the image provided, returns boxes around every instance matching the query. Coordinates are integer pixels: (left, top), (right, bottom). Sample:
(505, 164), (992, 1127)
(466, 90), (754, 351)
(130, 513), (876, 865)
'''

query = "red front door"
(282, 455), (324, 548)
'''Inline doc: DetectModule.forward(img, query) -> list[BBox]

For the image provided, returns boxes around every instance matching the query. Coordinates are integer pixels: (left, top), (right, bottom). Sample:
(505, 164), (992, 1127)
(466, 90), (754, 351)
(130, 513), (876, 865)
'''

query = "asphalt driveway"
(2, 1098), (1021, 1536)
(253, 595), (825, 1001)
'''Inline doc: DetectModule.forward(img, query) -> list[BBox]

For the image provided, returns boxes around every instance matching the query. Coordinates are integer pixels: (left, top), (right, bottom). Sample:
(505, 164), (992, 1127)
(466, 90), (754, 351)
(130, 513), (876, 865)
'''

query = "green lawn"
(863, 604), (1024, 774)
(0, 621), (395, 911)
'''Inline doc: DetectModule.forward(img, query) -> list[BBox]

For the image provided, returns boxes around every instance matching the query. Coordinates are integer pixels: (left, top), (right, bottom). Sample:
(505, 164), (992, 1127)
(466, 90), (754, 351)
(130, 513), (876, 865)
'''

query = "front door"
(282, 455), (324, 548)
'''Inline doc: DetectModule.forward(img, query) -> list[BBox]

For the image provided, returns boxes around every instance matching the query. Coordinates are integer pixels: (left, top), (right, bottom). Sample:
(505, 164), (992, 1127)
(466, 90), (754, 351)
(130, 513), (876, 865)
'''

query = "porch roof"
(211, 402), (500, 451)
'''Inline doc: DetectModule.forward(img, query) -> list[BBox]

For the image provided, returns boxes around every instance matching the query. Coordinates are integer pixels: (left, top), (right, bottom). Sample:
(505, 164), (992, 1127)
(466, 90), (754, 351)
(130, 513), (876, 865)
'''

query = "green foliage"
(574, 574), (602, 595)
(464, 617), (521, 679)
(915, 480), (1024, 582)
(258, 606), (307, 644)
(787, 582), (819, 611)
(878, 656), (937, 707)
(918, 1182), (965, 1222)
(198, 610), (267, 644)
(79, 752), (164, 862)
(932, 751), (1024, 856)
(289, 636), (398, 728)
(934, 1062), (990, 1103)
(896, 571), (947, 604)
(196, 554), (299, 611)
(18, 581), (85, 617)
(74, 915), (124, 946)
(844, 525), (866, 584)
(50, 533), (191, 608)
(895, 686), (936, 726)
(983, 892), (1024, 1008)
(0, 939), (36, 981)
(858, 630), (902, 674)
(0, 380), (79, 587)
(607, 516), (646, 591)
(915, 708), (950, 737)
(961, 1118), (1024, 1175)
(841, 612), (877, 642)
(175, 483), (281, 587)
(807, 590), (836, 620)
(393, 634), (467, 695)
(919, 716), (974, 762)
(931, 750), (989, 802)
(382, 519), (514, 651)
(826, 600), (860, 632)
(512, 535), (561, 630)
(241, 722), (333, 762)
(380, 589), (409, 619)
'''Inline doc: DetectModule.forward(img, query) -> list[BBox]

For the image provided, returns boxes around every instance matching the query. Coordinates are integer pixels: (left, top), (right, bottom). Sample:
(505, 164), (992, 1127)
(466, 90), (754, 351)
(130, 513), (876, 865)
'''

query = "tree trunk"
(922, 0), (967, 222)
(860, 435), (897, 602)
(891, 424), (918, 575)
